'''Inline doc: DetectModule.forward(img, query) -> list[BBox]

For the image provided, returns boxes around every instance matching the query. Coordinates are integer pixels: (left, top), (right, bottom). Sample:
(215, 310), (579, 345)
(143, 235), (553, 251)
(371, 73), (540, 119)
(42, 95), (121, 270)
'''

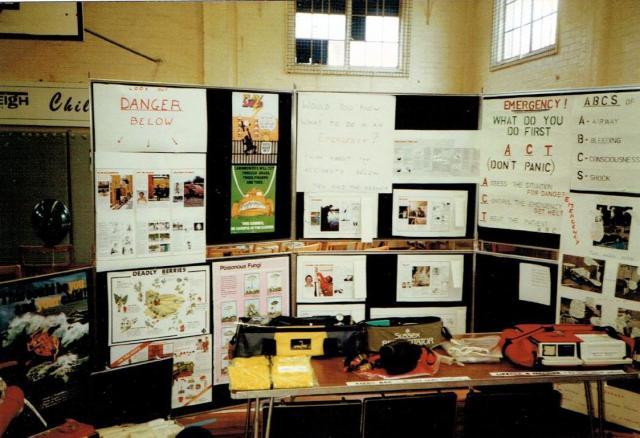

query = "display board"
(206, 89), (293, 244)
(296, 94), (480, 240)
(474, 254), (558, 332)
(479, 87), (640, 247)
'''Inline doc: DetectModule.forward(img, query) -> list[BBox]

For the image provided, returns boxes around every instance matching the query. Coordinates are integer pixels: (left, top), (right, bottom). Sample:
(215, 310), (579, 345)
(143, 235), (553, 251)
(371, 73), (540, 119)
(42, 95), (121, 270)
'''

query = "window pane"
(365, 41), (383, 66)
(352, 15), (366, 41)
(297, 0), (312, 13)
(533, 0), (544, 19)
(312, 0), (327, 13)
(383, 0), (400, 16)
(381, 42), (398, 67)
(541, 14), (556, 47)
(327, 40), (345, 66)
(312, 39), (328, 64)
(296, 13), (312, 39)
(531, 19), (543, 50)
(353, 0), (366, 15)
(350, 41), (367, 66)
(382, 16), (399, 42)
(521, 0), (532, 24)
(543, 0), (558, 16)
(512, 27), (521, 56)
(365, 16), (384, 42)
(330, 0), (345, 14)
(512, 0), (522, 28)
(520, 23), (531, 54)
(367, 0), (381, 16)
(296, 39), (312, 63)
(505, 2), (515, 30)
(311, 13), (330, 39)
(328, 14), (346, 40)
(503, 30), (514, 59)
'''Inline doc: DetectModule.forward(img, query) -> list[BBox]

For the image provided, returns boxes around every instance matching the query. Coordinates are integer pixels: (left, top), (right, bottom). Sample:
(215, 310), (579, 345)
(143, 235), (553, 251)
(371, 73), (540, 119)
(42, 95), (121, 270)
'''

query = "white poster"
(369, 306), (467, 335)
(570, 90), (640, 192)
(107, 265), (210, 345)
(212, 256), (290, 384)
(296, 92), (395, 193)
(557, 193), (640, 331)
(393, 130), (480, 183)
(479, 95), (572, 234)
(396, 255), (464, 302)
(303, 192), (378, 239)
(296, 304), (366, 323)
(519, 263), (551, 306)
(296, 255), (367, 303)
(92, 83), (207, 152)
(392, 189), (468, 237)
(109, 335), (213, 409)
(95, 151), (206, 272)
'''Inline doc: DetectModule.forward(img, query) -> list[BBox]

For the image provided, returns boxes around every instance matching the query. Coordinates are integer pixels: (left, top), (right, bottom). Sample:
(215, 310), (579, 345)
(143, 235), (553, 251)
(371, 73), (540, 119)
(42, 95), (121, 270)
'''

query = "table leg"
(264, 397), (274, 438)
(596, 381), (605, 438)
(244, 399), (253, 438)
(584, 381), (595, 438)
(253, 398), (261, 438)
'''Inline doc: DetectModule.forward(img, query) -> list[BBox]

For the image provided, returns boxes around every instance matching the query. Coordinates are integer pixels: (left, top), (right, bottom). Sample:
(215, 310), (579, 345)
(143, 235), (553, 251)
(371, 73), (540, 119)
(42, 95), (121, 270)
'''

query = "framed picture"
(0, 2), (83, 41)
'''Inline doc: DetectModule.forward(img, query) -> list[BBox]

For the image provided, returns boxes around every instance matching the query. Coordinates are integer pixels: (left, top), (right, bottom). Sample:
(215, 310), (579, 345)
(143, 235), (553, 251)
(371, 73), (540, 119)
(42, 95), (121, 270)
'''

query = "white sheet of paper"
(393, 130), (480, 183)
(360, 195), (375, 243)
(519, 263), (551, 306)
(296, 92), (395, 193)
(396, 254), (464, 302)
(92, 83), (207, 152)
(370, 306), (467, 335)
(296, 255), (367, 303)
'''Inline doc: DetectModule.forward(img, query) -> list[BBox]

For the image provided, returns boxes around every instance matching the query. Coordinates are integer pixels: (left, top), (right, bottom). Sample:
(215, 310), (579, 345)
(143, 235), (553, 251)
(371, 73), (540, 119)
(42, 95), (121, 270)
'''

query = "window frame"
(286, 0), (411, 77)
(490, 0), (559, 70)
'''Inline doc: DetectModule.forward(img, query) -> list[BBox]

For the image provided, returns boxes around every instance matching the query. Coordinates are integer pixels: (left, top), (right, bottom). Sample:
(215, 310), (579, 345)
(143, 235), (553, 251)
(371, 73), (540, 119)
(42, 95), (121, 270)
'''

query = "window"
(288, 0), (410, 76)
(491, 0), (558, 68)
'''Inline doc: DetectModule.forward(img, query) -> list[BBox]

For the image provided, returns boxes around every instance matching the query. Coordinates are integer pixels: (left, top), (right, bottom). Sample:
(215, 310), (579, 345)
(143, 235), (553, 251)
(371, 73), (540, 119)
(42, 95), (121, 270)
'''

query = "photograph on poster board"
(369, 306), (467, 335)
(212, 256), (290, 384)
(393, 130), (480, 183)
(296, 255), (367, 303)
(0, 270), (91, 434)
(558, 297), (602, 325)
(230, 165), (276, 234)
(232, 92), (279, 164)
(592, 204), (632, 250)
(109, 335), (213, 409)
(303, 193), (378, 239)
(296, 304), (366, 323)
(560, 254), (605, 293)
(95, 152), (206, 272)
(107, 265), (210, 345)
(396, 255), (464, 302)
(392, 189), (467, 237)
(615, 264), (640, 302)
(92, 83), (208, 153)
(615, 307), (640, 338)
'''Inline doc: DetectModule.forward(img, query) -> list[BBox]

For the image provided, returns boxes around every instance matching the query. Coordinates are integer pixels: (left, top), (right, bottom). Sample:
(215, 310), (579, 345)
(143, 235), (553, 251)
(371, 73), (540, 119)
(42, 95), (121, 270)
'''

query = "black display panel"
(473, 253), (558, 332)
(206, 89), (293, 244)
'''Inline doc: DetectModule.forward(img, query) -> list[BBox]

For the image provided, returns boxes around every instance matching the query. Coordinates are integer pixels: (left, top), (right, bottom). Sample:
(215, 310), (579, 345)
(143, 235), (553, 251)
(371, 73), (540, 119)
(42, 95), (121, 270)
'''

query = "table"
(230, 357), (639, 438)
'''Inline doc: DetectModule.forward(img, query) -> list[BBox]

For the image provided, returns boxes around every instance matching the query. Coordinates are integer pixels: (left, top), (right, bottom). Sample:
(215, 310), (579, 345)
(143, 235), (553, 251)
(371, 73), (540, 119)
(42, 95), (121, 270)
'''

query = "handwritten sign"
(92, 83), (207, 152)
(296, 92), (395, 193)
(570, 90), (640, 192)
(478, 95), (571, 234)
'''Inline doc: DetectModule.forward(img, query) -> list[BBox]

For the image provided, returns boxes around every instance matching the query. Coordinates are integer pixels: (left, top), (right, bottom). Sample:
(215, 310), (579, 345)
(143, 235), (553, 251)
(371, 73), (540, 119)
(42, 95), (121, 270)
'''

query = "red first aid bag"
(500, 324), (634, 368)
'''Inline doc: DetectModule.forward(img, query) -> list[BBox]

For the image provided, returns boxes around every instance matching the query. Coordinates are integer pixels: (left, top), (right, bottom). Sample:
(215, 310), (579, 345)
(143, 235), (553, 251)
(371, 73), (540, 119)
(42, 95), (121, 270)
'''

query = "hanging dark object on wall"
(31, 199), (71, 246)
